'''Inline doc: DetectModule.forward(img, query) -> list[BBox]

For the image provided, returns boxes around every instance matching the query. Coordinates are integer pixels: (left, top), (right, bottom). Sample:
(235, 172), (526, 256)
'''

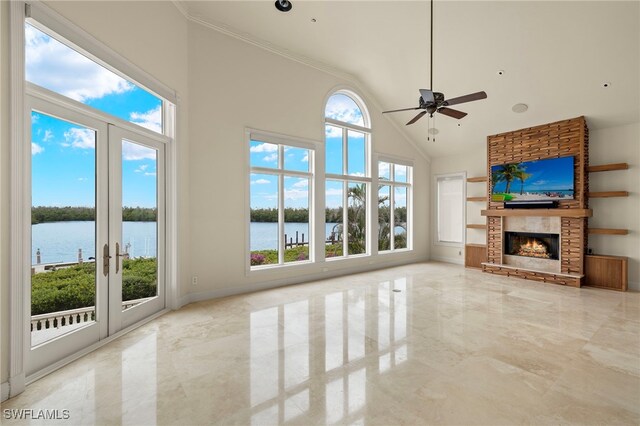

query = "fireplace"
(504, 232), (559, 260)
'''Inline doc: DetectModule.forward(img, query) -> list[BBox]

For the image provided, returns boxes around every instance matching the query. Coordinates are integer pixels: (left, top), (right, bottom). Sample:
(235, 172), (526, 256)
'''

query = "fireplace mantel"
(481, 209), (592, 218)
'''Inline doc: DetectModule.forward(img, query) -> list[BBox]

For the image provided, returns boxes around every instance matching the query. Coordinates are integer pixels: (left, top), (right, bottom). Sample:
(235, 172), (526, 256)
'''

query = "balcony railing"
(30, 297), (152, 332)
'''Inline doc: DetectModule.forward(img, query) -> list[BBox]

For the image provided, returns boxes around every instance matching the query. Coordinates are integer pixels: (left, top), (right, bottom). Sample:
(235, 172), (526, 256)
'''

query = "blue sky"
(27, 23), (161, 208)
(492, 157), (575, 193)
(250, 141), (310, 209)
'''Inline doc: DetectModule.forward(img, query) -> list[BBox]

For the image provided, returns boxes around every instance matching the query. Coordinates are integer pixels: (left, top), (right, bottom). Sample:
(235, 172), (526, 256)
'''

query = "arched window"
(324, 91), (371, 259)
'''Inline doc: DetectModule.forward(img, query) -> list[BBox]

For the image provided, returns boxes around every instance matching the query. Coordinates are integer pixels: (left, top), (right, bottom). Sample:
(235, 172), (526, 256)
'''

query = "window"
(325, 92), (370, 258)
(249, 136), (314, 268)
(378, 161), (412, 252)
(25, 22), (164, 134)
(435, 173), (465, 244)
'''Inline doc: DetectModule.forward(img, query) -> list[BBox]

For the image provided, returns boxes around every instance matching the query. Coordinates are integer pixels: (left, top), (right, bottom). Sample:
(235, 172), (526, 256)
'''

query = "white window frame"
(8, 1), (179, 397)
(246, 129), (316, 272)
(434, 172), (467, 247)
(324, 90), (372, 260)
(377, 157), (413, 253)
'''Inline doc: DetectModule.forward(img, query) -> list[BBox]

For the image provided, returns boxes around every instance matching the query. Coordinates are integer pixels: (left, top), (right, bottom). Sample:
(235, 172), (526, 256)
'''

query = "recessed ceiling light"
(497, 70), (505, 76)
(311, 18), (317, 23)
(274, 0), (292, 12)
(512, 103), (528, 113)
(428, 128), (439, 135)
(602, 82), (611, 88)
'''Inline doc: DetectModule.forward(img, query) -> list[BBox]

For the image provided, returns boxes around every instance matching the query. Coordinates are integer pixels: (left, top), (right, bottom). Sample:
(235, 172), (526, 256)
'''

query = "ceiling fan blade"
(382, 106), (420, 114)
(438, 107), (468, 119)
(419, 89), (434, 103)
(406, 111), (427, 125)
(444, 91), (487, 107)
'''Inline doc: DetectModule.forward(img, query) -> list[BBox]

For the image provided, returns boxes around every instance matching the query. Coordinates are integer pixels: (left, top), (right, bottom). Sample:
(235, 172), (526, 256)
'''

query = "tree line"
(250, 206), (406, 223)
(32, 206), (157, 224)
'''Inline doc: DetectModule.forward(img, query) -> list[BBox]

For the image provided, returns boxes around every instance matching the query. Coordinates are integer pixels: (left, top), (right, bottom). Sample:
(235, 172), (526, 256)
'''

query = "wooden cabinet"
(465, 244), (486, 269)
(584, 254), (628, 291)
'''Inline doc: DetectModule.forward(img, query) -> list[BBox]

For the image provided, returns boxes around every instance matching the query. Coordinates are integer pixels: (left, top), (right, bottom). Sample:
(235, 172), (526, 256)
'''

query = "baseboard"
(1, 381), (9, 402)
(180, 254), (428, 307)
(430, 256), (465, 266)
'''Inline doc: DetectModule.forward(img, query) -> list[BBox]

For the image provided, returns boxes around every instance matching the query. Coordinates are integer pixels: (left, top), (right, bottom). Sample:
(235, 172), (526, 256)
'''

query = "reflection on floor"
(3, 262), (639, 425)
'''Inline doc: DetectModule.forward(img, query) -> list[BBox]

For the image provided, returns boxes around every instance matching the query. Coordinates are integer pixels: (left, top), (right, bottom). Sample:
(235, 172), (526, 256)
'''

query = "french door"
(27, 95), (166, 375)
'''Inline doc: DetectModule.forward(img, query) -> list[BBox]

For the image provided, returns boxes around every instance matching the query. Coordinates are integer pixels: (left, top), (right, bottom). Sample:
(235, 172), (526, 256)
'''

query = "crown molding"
(170, 1), (430, 162)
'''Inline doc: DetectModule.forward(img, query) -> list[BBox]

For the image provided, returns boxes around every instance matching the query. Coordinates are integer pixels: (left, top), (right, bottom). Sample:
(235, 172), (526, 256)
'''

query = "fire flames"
(515, 238), (551, 259)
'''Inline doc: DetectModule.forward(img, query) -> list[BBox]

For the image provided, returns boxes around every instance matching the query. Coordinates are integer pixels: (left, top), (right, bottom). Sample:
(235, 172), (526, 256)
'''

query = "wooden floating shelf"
(587, 163), (629, 173)
(466, 224), (487, 229)
(588, 191), (629, 198)
(481, 209), (592, 218)
(467, 176), (487, 183)
(466, 197), (486, 202)
(588, 228), (629, 235)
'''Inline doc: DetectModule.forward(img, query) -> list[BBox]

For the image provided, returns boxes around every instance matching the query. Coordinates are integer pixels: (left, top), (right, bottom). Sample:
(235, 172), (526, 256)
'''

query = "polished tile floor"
(3, 262), (640, 425)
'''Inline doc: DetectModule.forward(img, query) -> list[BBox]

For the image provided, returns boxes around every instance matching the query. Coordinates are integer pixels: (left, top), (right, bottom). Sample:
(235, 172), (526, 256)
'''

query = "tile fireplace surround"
(504, 217), (561, 273)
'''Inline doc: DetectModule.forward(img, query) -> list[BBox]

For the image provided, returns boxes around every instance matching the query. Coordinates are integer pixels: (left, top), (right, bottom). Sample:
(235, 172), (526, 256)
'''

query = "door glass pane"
(284, 176), (310, 263)
(394, 187), (408, 249)
(325, 180), (343, 258)
(250, 173), (279, 266)
(347, 182), (366, 255)
(25, 24), (163, 134)
(378, 185), (391, 251)
(121, 140), (158, 311)
(394, 165), (408, 183)
(325, 125), (343, 175)
(31, 111), (97, 347)
(378, 162), (390, 181)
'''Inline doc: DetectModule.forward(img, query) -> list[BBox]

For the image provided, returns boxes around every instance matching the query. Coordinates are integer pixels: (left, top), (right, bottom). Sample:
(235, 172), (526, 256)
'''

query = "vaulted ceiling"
(178, 1), (639, 158)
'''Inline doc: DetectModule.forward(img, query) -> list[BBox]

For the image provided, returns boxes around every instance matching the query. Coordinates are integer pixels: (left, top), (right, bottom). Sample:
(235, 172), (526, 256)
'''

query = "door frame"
(108, 125), (166, 332)
(8, 0), (179, 397)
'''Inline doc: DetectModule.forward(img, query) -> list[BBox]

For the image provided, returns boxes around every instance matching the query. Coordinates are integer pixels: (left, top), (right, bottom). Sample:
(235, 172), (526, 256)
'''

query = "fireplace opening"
(504, 232), (559, 260)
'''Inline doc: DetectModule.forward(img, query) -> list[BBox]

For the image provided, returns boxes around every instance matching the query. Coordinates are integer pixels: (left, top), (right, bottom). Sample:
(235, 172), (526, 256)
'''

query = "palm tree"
(347, 184), (367, 254)
(491, 170), (505, 193)
(515, 170), (532, 195)
(495, 163), (526, 194)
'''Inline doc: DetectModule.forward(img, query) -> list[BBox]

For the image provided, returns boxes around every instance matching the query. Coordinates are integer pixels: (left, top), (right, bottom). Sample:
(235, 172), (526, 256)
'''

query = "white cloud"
(284, 189), (308, 201)
(378, 162), (390, 178)
(64, 128), (95, 149)
(350, 172), (365, 177)
(122, 141), (156, 161)
(302, 153), (309, 163)
(250, 143), (278, 153)
(31, 143), (44, 155)
(292, 180), (309, 188)
(251, 178), (271, 185)
(25, 24), (133, 102)
(325, 94), (364, 126)
(263, 153), (278, 163)
(144, 172), (157, 177)
(43, 130), (53, 142)
(77, 177), (87, 182)
(325, 125), (343, 138)
(130, 105), (162, 133)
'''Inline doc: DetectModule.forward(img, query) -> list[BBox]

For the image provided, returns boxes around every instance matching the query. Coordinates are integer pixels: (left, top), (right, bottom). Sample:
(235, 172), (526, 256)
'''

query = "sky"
(27, 23), (161, 208)
(492, 157), (575, 193)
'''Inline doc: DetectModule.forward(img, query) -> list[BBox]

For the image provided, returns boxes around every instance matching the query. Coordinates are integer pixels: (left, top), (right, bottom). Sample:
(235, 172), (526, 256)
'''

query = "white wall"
(430, 122), (640, 291)
(1, 0), (11, 386)
(430, 146), (487, 264)
(185, 22), (430, 302)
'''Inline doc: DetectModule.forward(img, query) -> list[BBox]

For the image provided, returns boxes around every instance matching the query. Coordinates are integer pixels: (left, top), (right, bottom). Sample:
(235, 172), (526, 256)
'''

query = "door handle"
(115, 242), (124, 274)
(103, 244), (111, 277)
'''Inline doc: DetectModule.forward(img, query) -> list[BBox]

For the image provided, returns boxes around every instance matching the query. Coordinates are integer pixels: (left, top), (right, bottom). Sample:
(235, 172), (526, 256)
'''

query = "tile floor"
(2, 262), (639, 425)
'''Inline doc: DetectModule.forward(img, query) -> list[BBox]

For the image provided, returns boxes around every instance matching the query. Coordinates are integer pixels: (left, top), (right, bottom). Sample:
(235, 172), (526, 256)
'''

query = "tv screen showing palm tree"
(490, 156), (575, 202)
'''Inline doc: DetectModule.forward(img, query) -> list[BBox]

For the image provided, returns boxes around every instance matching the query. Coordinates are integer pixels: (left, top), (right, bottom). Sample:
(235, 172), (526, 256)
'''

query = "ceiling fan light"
(275, 0), (292, 12)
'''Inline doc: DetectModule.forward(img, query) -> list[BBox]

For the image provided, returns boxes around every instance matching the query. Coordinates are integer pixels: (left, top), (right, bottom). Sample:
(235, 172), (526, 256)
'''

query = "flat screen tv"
(491, 156), (575, 202)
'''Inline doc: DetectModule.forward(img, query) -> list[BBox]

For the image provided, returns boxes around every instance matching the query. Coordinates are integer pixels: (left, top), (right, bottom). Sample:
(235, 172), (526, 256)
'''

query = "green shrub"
(31, 258), (157, 315)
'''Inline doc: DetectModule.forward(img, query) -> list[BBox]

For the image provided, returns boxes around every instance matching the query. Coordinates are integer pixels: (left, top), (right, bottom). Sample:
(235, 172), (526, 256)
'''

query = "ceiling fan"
(382, 0), (487, 126)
